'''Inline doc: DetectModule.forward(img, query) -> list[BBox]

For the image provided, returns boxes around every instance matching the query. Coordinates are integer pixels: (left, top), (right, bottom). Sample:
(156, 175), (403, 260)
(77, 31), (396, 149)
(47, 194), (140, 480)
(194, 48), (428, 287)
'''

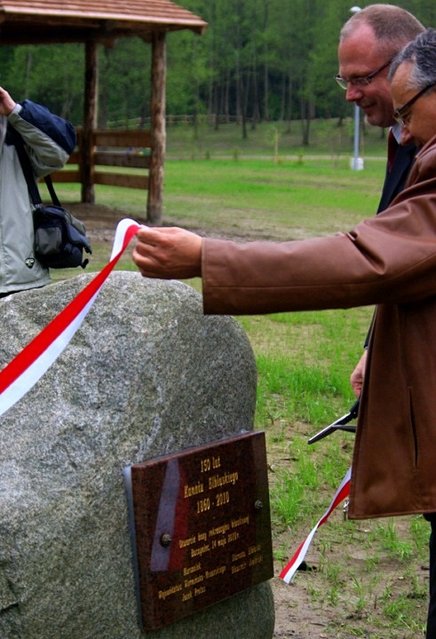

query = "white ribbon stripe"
(279, 467), (352, 584)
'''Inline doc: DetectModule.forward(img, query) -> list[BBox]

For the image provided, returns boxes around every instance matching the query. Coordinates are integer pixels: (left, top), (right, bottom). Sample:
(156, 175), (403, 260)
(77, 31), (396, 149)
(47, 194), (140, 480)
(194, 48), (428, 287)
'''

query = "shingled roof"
(0, 0), (207, 44)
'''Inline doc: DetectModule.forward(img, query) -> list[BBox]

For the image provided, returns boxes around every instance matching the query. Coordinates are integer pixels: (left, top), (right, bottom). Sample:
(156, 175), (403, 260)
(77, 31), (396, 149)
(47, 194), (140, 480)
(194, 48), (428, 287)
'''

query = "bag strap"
(15, 137), (61, 208)
(44, 174), (62, 207)
(14, 137), (42, 206)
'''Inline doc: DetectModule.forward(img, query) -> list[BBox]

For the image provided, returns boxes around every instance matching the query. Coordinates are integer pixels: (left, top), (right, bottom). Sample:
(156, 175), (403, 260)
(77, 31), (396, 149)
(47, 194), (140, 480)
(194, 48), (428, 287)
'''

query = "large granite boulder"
(0, 271), (274, 638)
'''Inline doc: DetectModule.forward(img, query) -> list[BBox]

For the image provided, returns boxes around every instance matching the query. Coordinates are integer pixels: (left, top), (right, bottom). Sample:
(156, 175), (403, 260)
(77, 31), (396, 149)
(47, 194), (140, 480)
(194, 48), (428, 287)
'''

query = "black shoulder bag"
(15, 141), (92, 269)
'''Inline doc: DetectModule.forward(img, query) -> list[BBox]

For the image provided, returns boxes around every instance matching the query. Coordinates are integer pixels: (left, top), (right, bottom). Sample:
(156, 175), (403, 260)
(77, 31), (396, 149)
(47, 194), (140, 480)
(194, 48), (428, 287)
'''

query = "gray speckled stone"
(0, 271), (274, 639)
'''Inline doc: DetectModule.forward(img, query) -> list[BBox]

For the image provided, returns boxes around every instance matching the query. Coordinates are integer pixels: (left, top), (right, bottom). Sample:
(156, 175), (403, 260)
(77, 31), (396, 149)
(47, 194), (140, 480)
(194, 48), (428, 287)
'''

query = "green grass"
(165, 117), (389, 160)
(162, 158), (383, 238)
(239, 307), (372, 428)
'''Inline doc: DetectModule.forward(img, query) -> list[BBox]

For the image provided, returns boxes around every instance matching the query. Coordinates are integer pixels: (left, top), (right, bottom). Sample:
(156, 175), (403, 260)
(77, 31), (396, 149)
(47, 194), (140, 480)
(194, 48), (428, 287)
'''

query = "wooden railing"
(51, 129), (152, 190)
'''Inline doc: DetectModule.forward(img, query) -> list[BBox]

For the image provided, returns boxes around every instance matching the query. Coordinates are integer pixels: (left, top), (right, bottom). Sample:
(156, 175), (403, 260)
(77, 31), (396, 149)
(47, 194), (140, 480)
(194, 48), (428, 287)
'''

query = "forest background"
(0, 0), (435, 146)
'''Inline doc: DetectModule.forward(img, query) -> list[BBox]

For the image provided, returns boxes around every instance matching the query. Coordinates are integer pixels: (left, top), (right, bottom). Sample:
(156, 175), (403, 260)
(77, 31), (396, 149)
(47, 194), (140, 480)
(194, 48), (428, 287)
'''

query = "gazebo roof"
(0, 0), (207, 45)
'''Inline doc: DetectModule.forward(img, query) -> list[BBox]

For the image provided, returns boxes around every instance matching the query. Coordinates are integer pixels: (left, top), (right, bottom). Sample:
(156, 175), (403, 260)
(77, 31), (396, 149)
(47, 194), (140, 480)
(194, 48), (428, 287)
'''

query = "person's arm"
(4, 89), (76, 176)
(132, 140), (436, 316)
(350, 350), (367, 397)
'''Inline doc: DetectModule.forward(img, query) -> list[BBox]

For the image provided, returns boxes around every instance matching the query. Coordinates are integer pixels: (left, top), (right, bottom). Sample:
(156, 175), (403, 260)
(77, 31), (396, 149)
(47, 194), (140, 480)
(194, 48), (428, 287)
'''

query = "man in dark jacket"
(337, 4), (424, 393)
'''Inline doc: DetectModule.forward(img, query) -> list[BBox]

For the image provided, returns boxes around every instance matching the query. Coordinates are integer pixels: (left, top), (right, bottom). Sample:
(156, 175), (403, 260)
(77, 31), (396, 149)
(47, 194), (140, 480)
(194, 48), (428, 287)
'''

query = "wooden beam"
(50, 170), (81, 183)
(66, 150), (80, 163)
(147, 31), (166, 224)
(81, 40), (98, 204)
(94, 172), (149, 189)
(94, 129), (152, 147)
(94, 152), (150, 168)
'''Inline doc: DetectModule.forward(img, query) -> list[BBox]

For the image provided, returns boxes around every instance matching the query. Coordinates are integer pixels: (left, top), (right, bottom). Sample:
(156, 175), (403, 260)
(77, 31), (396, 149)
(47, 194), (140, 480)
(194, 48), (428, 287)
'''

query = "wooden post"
(147, 31), (166, 224)
(82, 40), (98, 204)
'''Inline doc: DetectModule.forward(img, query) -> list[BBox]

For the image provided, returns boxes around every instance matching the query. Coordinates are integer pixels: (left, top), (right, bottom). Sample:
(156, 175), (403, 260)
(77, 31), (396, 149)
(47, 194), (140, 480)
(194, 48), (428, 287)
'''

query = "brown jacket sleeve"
(202, 135), (436, 316)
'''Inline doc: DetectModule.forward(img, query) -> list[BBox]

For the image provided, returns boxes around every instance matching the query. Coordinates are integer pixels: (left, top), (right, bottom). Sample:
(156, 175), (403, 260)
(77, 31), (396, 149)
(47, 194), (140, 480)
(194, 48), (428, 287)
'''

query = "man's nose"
(345, 84), (364, 102)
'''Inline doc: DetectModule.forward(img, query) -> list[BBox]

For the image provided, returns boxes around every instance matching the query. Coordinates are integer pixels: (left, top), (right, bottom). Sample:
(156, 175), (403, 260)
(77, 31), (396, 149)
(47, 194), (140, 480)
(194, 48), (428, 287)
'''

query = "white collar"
(390, 122), (402, 143)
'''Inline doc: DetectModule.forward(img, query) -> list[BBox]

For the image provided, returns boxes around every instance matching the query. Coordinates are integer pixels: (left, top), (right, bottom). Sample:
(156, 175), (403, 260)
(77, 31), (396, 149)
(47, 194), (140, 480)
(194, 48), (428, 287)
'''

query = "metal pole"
(352, 104), (361, 170)
(350, 6), (363, 171)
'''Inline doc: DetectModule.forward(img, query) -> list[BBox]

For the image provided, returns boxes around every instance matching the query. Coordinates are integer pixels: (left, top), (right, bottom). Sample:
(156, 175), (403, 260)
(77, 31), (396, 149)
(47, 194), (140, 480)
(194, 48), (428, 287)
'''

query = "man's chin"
(362, 109), (386, 128)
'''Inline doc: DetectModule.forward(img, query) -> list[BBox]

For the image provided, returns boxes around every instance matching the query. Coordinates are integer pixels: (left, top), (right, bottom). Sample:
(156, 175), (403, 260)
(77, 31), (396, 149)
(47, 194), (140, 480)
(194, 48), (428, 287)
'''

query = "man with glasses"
(389, 29), (436, 638)
(392, 79), (436, 146)
(337, 4), (424, 132)
(339, 10), (434, 631)
(337, 5), (424, 396)
(132, 28), (436, 637)
(338, 13), (434, 633)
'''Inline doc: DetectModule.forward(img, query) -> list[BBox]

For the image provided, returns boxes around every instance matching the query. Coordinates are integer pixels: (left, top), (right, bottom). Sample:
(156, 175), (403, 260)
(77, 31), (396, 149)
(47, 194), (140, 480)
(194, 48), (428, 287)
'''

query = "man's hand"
(0, 87), (16, 116)
(350, 350), (367, 397)
(132, 226), (203, 280)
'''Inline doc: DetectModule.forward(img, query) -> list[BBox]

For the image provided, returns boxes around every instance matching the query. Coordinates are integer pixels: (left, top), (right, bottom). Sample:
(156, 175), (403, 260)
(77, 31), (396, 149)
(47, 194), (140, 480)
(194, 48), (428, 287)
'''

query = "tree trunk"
(285, 75), (293, 134)
(300, 97), (314, 147)
(251, 51), (260, 130)
(263, 62), (269, 121)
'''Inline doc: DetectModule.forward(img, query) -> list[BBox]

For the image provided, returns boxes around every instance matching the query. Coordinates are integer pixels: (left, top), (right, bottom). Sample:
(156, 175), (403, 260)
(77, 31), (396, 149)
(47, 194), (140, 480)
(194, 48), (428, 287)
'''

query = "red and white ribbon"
(279, 467), (351, 584)
(0, 218), (141, 419)
(2, 218), (353, 584)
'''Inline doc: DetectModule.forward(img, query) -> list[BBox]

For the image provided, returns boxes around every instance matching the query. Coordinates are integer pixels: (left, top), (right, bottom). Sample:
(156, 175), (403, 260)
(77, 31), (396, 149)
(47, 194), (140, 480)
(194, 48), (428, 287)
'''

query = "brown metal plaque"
(124, 431), (273, 630)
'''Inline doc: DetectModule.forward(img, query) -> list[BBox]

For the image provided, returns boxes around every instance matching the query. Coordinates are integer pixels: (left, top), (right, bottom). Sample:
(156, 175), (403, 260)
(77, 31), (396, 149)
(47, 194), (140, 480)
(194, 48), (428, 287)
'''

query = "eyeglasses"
(335, 59), (392, 90)
(393, 82), (436, 126)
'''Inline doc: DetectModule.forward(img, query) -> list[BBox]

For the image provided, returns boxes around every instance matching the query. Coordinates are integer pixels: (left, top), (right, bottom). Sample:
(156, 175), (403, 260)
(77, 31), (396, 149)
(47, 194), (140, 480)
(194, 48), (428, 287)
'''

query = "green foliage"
(3, 44), (84, 121)
(1, 0), (434, 140)
(99, 38), (151, 128)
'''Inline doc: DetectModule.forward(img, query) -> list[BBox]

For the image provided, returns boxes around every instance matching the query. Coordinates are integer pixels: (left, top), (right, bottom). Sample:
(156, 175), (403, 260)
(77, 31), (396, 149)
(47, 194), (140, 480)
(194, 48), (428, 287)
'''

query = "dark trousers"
(426, 514), (436, 638)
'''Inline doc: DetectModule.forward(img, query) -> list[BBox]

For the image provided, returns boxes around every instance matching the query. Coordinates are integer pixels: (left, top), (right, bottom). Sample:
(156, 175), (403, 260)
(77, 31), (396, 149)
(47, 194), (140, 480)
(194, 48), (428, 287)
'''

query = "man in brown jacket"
(133, 29), (436, 637)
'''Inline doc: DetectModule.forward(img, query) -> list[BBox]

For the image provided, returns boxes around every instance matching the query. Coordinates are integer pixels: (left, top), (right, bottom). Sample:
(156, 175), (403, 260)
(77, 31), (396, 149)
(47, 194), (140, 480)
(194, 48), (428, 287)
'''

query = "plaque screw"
(160, 533), (172, 547)
(254, 499), (263, 511)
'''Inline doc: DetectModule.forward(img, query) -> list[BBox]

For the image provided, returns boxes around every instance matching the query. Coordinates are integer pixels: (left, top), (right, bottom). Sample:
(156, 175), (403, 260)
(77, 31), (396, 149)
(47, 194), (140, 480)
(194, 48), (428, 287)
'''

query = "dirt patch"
(67, 202), (288, 243)
(67, 202), (136, 243)
(266, 419), (429, 639)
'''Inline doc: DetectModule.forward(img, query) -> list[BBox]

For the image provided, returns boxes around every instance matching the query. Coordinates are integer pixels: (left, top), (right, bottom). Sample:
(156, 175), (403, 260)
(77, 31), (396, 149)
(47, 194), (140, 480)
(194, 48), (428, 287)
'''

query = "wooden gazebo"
(0, 1), (207, 222)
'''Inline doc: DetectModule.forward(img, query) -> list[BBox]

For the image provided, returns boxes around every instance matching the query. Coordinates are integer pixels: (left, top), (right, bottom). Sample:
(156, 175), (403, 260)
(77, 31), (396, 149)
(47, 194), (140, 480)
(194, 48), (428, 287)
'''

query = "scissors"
(308, 399), (359, 445)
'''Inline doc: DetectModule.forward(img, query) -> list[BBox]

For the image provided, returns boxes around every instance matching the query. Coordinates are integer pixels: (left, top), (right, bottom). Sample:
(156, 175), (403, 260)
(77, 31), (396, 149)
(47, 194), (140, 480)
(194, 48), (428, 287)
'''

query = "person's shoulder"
(8, 100), (52, 127)
(19, 99), (51, 119)
(14, 100), (76, 153)
(415, 135), (436, 165)
(404, 135), (436, 188)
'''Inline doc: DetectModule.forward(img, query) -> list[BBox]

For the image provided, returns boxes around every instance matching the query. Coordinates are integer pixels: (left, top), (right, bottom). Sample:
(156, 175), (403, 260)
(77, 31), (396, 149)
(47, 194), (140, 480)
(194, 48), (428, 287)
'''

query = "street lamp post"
(351, 103), (363, 170)
(350, 6), (364, 170)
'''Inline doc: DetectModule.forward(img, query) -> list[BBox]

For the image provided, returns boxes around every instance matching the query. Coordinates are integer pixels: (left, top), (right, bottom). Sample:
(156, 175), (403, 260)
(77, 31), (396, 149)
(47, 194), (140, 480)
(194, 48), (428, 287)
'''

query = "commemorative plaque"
(124, 431), (273, 630)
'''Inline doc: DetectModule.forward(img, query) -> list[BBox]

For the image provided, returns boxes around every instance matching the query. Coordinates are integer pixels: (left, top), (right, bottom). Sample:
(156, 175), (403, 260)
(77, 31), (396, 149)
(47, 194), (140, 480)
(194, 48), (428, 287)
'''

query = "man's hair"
(389, 28), (436, 92)
(340, 4), (425, 58)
